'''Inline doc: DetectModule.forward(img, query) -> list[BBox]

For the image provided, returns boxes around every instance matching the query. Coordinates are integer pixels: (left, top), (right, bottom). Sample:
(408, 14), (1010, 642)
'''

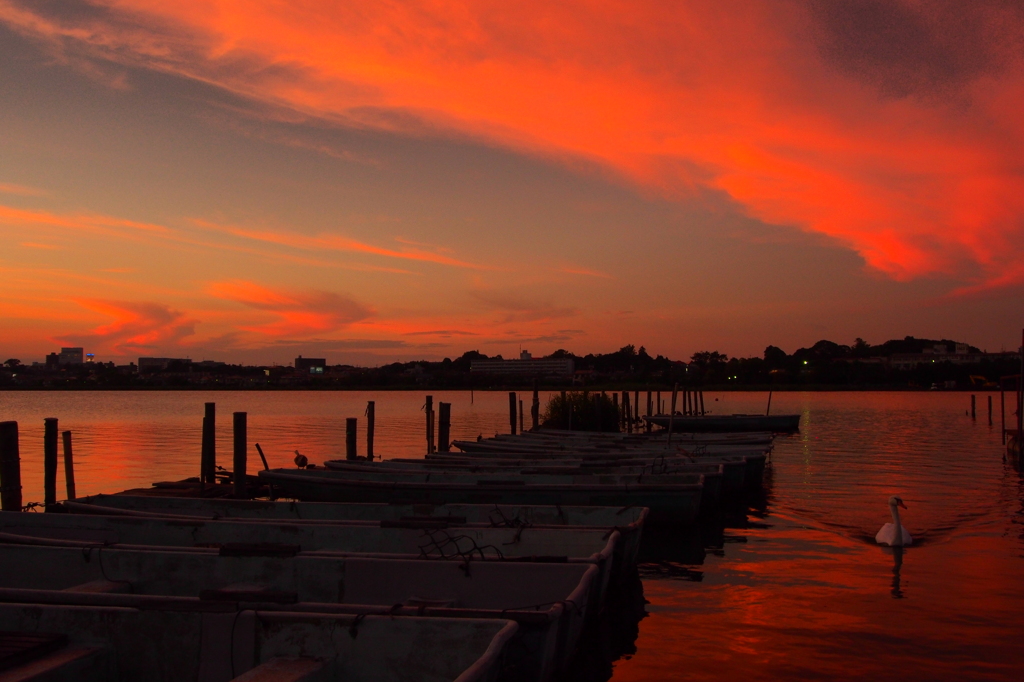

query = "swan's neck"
(890, 505), (903, 545)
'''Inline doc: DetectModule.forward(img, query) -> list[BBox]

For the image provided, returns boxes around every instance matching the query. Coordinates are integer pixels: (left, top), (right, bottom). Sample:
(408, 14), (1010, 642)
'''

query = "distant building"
(58, 347), (84, 366)
(888, 350), (1016, 370)
(471, 351), (574, 377)
(138, 357), (192, 373)
(45, 353), (60, 370)
(295, 356), (327, 374)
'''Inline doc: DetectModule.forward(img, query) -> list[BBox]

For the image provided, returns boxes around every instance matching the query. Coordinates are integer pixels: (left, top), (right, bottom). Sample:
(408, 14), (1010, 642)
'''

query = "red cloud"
(4, 2), (1024, 290)
(59, 299), (197, 353)
(207, 280), (373, 337)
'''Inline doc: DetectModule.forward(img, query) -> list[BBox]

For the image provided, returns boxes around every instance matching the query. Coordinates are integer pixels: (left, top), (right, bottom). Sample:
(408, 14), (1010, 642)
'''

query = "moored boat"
(644, 413), (800, 433)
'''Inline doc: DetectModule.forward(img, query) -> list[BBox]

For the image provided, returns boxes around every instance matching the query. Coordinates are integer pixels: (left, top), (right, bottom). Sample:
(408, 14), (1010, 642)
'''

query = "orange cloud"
(207, 279), (373, 337)
(0, 182), (46, 196)
(60, 299), (197, 353)
(0, 204), (172, 238)
(194, 219), (489, 270)
(3, 1), (1024, 289)
(560, 266), (613, 279)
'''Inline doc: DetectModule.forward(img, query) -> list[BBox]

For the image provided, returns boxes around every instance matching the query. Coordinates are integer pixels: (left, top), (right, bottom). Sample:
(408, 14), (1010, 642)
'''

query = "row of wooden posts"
(498, 386), (708, 437)
(0, 418), (76, 512)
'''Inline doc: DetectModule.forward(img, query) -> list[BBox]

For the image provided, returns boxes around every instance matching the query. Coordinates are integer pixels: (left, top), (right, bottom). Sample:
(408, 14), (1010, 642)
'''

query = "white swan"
(875, 496), (913, 546)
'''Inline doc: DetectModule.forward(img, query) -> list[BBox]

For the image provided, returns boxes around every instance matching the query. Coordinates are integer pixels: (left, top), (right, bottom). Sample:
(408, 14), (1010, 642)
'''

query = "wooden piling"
(61, 430), (76, 501)
(594, 393), (602, 432)
(623, 392), (632, 434)
(656, 391), (662, 415)
(509, 392), (517, 435)
(1019, 327), (1023, 445)
(233, 412), (247, 499)
(44, 418), (58, 507)
(438, 402), (451, 452)
(0, 421), (22, 511)
(425, 395), (435, 454)
(365, 401), (375, 462)
(1001, 388), (1006, 444)
(971, 394), (976, 419)
(633, 391), (640, 427)
(201, 403), (216, 485)
(766, 390), (773, 416)
(613, 393), (620, 428)
(699, 391), (705, 416)
(346, 418), (358, 460)
(667, 384), (678, 444)
(646, 391), (653, 433)
(532, 384), (540, 431)
(988, 395), (993, 426)
(519, 399), (524, 434)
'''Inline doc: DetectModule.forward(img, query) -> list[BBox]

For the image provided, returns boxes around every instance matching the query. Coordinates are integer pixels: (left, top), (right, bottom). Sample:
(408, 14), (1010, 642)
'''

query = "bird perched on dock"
(876, 496), (913, 546)
(293, 450), (308, 468)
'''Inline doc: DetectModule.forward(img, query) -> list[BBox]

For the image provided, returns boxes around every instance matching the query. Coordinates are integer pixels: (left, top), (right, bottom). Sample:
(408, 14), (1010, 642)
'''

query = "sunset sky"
(2, 1), (1023, 365)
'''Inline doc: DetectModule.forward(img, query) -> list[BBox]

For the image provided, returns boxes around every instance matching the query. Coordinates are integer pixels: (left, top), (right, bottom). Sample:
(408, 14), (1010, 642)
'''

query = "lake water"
(1, 390), (1021, 680)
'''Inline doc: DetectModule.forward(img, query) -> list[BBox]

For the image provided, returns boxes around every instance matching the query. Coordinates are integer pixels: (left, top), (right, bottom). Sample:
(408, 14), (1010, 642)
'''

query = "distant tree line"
(1, 336), (1018, 390)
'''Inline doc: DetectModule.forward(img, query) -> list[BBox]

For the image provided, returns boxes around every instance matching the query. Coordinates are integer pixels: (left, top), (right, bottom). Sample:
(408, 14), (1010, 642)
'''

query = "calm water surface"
(1, 390), (1021, 680)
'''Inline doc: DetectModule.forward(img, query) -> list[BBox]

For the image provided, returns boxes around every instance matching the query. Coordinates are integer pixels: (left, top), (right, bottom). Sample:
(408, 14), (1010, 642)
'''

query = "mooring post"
(595, 393), (602, 432)
(44, 418), (58, 506)
(1019, 327), (1024, 447)
(366, 401), (375, 461)
(62, 430), (76, 500)
(509, 392), (517, 435)
(532, 383), (540, 431)
(623, 392), (632, 434)
(656, 391), (662, 415)
(699, 391), (705, 416)
(613, 393), (620, 428)
(233, 412), (247, 499)
(438, 402), (451, 452)
(346, 418), (358, 460)
(425, 395), (434, 454)
(971, 394), (976, 420)
(519, 399), (524, 434)
(0, 421), (22, 511)
(646, 391), (652, 433)
(667, 384), (678, 445)
(202, 402), (216, 485)
(766, 390), (773, 416)
(988, 395), (993, 426)
(1001, 387), (1006, 444)
(633, 391), (639, 428)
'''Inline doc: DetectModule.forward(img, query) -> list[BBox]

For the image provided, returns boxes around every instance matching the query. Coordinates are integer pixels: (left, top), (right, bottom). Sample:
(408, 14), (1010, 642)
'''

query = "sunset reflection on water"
(0, 390), (1021, 680)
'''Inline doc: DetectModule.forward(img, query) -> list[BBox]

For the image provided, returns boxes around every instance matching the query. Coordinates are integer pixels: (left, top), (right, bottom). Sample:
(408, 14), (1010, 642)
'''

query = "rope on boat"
(416, 528), (506, 565)
(486, 505), (530, 528)
(499, 598), (583, 616)
(348, 613), (367, 639)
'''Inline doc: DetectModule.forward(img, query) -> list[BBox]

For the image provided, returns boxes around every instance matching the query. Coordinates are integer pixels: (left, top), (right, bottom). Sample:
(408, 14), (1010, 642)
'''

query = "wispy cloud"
(0, 204), (172, 238)
(0, 182), (47, 197)
(195, 220), (491, 271)
(206, 279), (374, 337)
(471, 288), (578, 324)
(559, 266), (613, 279)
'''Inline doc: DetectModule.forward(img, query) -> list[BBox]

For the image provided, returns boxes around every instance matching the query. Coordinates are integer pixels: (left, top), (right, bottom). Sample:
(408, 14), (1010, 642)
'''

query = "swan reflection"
(890, 545), (904, 599)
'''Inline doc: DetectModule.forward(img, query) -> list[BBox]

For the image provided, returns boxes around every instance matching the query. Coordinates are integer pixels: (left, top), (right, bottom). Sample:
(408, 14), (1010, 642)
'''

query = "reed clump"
(542, 391), (620, 432)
